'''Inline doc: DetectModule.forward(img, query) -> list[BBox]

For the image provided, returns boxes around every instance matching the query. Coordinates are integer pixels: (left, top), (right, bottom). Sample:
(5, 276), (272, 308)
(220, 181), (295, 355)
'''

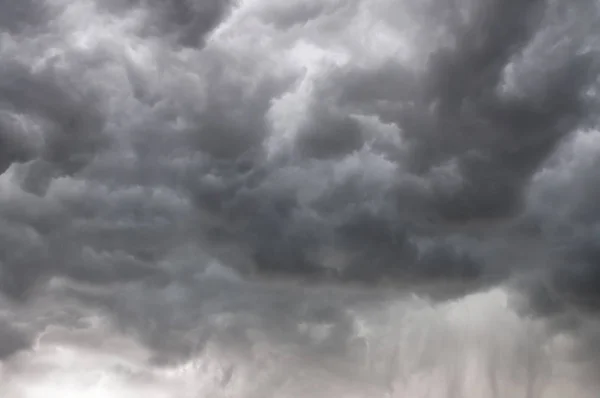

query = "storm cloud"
(1, 0), (600, 396)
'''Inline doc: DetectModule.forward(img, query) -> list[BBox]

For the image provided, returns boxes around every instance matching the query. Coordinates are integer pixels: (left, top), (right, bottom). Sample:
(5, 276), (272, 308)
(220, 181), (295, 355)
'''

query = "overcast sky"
(1, 0), (600, 396)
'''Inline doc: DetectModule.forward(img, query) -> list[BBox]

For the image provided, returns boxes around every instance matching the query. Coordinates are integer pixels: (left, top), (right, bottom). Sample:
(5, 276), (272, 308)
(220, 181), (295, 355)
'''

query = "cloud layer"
(1, 0), (600, 396)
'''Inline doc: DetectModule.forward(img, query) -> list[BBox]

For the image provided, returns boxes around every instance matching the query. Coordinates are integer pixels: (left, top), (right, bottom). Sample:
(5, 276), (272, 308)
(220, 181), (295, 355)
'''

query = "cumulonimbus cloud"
(1, 0), (600, 396)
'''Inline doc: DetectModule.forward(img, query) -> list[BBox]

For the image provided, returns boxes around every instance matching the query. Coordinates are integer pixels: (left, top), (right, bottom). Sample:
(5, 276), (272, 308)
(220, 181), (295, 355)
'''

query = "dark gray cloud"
(98, 0), (236, 48)
(145, 0), (236, 47)
(521, 128), (600, 312)
(0, 0), (49, 34)
(0, 319), (29, 359)
(1, 0), (600, 395)
(0, 63), (109, 176)
(322, 0), (597, 222)
(0, 0), (596, 303)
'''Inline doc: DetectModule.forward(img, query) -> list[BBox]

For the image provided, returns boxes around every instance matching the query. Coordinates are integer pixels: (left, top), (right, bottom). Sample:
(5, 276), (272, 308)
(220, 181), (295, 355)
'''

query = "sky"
(1, 0), (600, 396)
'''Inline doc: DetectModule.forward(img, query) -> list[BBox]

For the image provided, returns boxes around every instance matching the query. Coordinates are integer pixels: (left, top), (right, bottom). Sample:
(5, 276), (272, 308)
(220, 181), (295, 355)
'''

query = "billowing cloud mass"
(1, 0), (600, 396)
